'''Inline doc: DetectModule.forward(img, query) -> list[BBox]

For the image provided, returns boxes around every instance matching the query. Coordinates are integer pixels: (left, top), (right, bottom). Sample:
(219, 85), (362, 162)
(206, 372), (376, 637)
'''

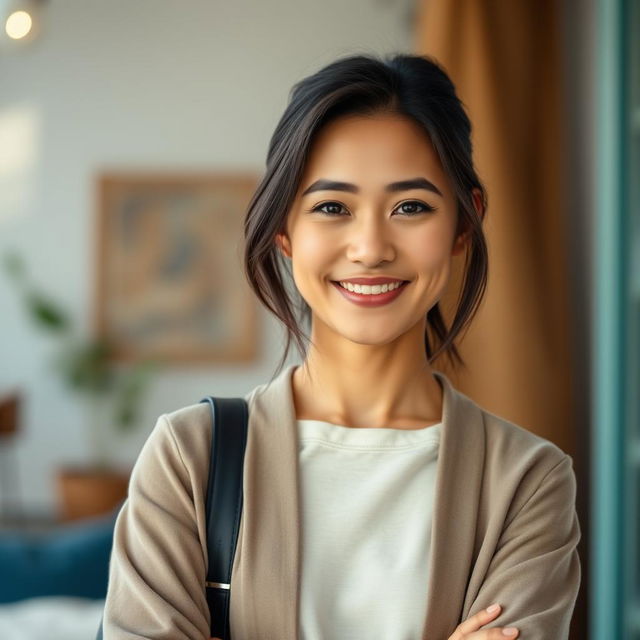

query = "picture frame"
(94, 172), (260, 364)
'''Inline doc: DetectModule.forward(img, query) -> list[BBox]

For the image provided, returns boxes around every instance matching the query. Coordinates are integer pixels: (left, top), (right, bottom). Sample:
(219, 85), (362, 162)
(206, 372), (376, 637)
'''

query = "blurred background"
(0, 0), (636, 638)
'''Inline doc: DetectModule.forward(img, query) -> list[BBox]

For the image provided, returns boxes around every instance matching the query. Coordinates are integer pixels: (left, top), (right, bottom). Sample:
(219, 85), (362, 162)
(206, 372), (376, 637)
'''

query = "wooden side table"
(56, 466), (130, 521)
(0, 390), (22, 519)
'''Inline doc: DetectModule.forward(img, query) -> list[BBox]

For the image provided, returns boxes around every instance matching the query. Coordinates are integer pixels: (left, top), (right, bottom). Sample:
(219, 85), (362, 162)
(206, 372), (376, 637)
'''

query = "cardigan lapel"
(230, 363), (486, 640)
(420, 370), (486, 639)
(230, 363), (303, 640)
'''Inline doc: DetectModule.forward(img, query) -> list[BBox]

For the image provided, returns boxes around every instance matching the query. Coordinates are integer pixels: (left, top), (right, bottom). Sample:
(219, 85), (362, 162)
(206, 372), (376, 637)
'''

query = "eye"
(310, 201), (347, 216)
(309, 200), (436, 217)
(394, 200), (436, 216)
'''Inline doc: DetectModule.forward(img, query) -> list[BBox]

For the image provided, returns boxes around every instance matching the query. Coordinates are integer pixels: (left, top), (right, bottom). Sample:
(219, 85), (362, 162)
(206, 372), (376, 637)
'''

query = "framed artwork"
(94, 172), (260, 364)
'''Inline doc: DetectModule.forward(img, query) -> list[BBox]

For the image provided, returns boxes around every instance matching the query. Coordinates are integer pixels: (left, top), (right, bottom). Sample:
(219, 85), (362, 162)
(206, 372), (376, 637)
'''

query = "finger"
(448, 604), (502, 639)
(465, 628), (519, 639)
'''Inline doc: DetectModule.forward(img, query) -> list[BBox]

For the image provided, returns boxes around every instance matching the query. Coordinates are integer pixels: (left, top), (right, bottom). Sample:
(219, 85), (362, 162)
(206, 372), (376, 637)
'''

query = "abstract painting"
(95, 173), (260, 363)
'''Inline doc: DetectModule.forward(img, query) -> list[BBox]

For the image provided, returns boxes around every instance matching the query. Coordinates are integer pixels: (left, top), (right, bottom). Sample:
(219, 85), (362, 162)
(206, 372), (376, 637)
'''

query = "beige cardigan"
(103, 363), (581, 639)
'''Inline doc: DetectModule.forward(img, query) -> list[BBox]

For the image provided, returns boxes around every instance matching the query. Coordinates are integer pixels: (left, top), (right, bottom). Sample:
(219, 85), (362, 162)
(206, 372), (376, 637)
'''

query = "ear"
(452, 189), (484, 256)
(275, 232), (292, 259)
(451, 229), (469, 256)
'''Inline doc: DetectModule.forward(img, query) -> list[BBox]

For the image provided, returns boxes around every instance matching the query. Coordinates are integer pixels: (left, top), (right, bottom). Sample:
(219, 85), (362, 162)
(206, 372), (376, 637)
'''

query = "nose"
(344, 216), (396, 266)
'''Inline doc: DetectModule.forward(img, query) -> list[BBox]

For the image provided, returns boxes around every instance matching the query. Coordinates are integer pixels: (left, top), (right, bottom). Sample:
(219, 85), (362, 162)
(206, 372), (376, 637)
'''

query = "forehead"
(297, 113), (451, 197)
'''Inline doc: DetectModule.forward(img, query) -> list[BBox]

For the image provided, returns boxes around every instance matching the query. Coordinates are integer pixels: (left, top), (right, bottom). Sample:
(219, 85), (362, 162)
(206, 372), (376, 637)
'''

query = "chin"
(336, 326), (402, 346)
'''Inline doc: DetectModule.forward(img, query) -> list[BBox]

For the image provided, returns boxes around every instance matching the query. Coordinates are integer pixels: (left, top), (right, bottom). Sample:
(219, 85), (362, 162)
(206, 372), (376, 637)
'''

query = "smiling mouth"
(331, 280), (409, 296)
(329, 280), (411, 307)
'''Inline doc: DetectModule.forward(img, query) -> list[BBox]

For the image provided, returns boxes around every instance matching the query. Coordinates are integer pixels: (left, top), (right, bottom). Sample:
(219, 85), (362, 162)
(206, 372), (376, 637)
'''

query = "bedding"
(0, 596), (104, 640)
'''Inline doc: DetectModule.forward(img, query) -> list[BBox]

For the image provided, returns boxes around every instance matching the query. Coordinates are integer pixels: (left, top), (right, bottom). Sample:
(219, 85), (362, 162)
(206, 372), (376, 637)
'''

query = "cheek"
(406, 226), (452, 271)
(404, 226), (455, 305)
(289, 226), (335, 287)
(294, 227), (330, 259)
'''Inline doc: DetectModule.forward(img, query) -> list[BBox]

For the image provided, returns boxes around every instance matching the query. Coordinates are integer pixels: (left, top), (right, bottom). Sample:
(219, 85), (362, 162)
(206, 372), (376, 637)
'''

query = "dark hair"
(243, 52), (488, 382)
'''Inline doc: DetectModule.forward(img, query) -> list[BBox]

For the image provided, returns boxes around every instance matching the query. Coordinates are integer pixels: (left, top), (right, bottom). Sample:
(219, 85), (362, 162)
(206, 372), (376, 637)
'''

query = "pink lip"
(338, 277), (406, 285)
(331, 280), (409, 307)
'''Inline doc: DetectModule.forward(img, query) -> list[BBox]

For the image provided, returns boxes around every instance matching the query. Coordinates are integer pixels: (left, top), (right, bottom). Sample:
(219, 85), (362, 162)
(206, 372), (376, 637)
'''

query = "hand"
(447, 604), (520, 639)
(209, 605), (520, 640)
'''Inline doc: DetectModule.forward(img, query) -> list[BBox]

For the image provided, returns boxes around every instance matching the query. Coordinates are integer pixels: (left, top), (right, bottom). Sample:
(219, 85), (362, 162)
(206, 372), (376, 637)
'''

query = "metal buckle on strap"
(205, 581), (231, 590)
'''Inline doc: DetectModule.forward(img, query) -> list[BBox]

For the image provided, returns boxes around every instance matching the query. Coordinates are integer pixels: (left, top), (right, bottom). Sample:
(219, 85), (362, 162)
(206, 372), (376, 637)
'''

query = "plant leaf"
(112, 359), (158, 432)
(25, 291), (72, 332)
(52, 339), (115, 393)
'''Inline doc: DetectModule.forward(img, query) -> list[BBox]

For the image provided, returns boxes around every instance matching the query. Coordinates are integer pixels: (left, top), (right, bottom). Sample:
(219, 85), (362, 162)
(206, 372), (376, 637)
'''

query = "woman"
(102, 53), (581, 639)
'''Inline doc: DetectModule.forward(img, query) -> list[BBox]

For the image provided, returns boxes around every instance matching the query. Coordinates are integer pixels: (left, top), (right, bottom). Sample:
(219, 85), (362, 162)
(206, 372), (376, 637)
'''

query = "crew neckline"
(297, 418), (442, 450)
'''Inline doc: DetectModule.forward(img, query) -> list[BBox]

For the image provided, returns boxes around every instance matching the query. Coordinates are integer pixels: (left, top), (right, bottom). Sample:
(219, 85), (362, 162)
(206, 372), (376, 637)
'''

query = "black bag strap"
(199, 396), (249, 640)
(95, 397), (248, 640)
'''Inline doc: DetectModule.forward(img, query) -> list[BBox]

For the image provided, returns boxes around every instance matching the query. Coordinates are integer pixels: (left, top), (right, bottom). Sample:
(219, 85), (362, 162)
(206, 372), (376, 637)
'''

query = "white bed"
(0, 597), (105, 640)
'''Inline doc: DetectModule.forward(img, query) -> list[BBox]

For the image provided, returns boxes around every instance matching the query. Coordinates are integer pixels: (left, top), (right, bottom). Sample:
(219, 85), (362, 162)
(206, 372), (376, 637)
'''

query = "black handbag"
(96, 396), (248, 640)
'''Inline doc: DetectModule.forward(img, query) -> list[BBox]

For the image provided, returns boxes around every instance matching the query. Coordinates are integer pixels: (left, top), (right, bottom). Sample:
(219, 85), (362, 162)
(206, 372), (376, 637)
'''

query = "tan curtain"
(415, 1), (576, 457)
(414, 3), (586, 637)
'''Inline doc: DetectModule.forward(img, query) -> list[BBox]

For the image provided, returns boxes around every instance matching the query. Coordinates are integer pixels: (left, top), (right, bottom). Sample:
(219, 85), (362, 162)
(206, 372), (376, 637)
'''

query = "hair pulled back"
(243, 52), (488, 380)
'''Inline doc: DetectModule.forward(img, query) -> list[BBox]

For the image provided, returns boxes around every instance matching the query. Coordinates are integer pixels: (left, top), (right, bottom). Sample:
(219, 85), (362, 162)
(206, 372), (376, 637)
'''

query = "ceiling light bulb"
(5, 10), (33, 40)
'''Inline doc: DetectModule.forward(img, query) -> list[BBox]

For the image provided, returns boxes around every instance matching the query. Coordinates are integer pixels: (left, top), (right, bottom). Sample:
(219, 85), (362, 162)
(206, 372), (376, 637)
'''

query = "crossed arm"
(461, 454), (582, 639)
(102, 415), (581, 639)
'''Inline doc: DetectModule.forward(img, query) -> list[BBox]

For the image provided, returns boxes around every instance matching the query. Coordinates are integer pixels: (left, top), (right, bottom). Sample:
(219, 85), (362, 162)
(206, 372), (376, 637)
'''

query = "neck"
(291, 322), (443, 430)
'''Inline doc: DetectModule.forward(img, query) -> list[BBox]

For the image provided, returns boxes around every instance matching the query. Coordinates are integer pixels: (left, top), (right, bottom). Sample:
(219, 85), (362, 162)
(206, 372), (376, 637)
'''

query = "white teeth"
(338, 281), (403, 294)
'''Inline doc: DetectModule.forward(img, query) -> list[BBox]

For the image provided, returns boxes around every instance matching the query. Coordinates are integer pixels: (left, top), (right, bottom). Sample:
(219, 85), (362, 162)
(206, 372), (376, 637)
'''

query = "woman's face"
(276, 112), (474, 347)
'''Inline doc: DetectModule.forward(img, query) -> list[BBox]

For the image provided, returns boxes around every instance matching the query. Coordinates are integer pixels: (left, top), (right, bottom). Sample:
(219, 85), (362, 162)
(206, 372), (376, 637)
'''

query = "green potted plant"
(2, 249), (159, 520)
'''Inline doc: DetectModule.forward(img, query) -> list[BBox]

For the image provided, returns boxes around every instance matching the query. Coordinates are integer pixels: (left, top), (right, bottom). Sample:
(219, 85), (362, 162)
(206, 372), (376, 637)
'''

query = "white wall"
(0, 0), (414, 514)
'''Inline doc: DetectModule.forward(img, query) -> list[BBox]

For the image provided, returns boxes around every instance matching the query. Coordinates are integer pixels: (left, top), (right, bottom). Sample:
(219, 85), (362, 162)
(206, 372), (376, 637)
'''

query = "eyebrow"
(301, 177), (443, 198)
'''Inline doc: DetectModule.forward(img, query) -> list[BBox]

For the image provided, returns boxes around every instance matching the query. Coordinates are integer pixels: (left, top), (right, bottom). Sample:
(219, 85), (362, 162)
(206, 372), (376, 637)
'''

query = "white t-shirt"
(297, 418), (442, 640)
